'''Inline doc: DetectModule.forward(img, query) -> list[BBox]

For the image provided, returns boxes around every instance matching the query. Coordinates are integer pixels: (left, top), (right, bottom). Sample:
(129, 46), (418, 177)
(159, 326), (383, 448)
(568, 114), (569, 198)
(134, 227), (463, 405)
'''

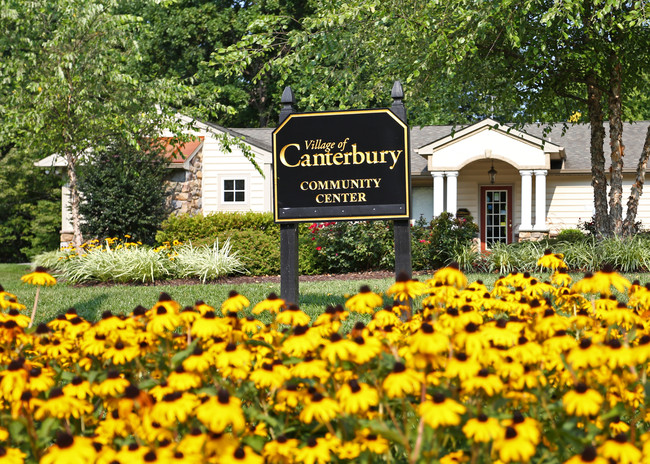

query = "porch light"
(488, 161), (497, 184)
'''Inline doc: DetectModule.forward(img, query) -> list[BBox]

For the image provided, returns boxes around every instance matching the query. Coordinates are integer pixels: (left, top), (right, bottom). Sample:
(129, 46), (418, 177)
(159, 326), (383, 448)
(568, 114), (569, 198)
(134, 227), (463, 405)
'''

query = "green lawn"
(3, 263), (650, 326)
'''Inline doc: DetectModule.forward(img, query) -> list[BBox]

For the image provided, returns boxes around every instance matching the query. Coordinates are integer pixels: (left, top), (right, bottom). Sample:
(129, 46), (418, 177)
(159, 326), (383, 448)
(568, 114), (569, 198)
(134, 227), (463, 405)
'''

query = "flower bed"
(0, 253), (650, 463)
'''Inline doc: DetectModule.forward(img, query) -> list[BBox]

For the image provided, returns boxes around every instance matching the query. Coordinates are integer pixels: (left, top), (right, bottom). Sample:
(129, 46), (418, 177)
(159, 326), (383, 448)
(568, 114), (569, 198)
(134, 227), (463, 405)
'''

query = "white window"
(223, 179), (246, 203)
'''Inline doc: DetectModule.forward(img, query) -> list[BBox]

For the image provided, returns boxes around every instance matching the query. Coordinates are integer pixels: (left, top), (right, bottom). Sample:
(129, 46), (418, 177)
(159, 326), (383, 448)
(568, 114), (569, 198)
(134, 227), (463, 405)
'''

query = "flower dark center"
(218, 389), (230, 404)
(56, 432), (74, 448)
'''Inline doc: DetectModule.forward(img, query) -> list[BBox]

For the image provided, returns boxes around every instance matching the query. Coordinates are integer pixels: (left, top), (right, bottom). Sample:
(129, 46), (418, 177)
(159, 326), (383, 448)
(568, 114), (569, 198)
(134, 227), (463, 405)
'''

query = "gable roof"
(522, 121), (650, 172)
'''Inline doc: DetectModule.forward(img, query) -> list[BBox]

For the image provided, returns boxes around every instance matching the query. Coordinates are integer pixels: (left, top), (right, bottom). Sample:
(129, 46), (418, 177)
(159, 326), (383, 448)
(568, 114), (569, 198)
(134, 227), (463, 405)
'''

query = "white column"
(520, 170), (533, 230)
(432, 172), (445, 217)
(446, 171), (459, 215)
(534, 170), (548, 230)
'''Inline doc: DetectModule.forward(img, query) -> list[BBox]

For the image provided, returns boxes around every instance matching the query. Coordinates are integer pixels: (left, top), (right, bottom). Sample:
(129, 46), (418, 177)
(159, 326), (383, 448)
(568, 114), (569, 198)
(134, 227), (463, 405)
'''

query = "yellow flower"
(419, 393), (466, 428)
(0, 446), (25, 464)
(40, 433), (97, 464)
(336, 379), (379, 415)
(563, 382), (604, 417)
(599, 434), (641, 464)
(564, 445), (608, 464)
(196, 389), (246, 433)
(21, 267), (56, 286)
(221, 291), (250, 312)
(382, 362), (423, 398)
(299, 392), (340, 424)
(428, 264), (468, 289)
(493, 427), (536, 463)
(220, 446), (263, 464)
(294, 437), (331, 464)
(536, 250), (566, 270)
(462, 414), (504, 442)
(386, 272), (427, 302)
(345, 285), (384, 314)
(252, 293), (285, 314)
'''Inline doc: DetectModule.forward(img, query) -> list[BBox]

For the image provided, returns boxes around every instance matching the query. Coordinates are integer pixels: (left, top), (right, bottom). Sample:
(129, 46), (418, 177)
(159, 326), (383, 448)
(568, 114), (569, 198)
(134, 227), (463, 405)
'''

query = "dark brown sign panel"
(272, 109), (410, 222)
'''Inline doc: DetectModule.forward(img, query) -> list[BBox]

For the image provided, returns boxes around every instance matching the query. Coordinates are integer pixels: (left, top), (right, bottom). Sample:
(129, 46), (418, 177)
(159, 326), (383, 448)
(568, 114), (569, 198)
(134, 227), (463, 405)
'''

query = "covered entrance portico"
(416, 119), (564, 250)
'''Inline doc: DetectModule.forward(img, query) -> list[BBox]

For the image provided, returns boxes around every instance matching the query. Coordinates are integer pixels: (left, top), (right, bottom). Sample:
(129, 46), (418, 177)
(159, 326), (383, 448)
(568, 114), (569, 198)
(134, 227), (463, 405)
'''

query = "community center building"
(37, 115), (650, 251)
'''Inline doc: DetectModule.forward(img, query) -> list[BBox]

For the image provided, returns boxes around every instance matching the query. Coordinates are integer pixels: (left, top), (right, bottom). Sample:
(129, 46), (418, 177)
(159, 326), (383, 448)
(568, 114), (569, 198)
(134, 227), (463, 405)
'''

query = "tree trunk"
(607, 58), (624, 237)
(622, 126), (650, 236)
(586, 74), (609, 238)
(65, 151), (84, 253)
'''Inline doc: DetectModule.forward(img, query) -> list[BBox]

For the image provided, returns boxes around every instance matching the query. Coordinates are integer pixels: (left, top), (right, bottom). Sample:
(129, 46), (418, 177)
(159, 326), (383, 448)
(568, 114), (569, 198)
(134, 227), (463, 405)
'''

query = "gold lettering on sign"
(278, 142), (404, 169)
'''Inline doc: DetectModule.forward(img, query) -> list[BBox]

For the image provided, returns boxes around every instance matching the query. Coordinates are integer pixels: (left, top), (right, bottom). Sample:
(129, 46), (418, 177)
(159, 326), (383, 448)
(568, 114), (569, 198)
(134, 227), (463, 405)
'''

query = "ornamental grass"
(2, 253), (650, 463)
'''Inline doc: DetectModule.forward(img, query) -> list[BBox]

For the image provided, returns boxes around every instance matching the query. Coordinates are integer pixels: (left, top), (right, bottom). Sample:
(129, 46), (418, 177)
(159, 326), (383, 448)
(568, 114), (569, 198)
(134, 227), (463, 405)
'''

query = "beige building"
(37, 116), (650, 250)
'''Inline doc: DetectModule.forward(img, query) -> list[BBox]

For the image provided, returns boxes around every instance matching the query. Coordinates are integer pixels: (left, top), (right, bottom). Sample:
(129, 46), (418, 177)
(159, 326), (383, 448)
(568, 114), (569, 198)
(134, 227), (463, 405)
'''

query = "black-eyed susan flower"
(1, 360), (31, 406)
(103, 339), (139, 365)
(282, 325), (322, 357)
(419, 392), (466, 428)
(167, 365), (202, 391)
(26, 366), (55, 393)
(146, 303), (181, 336)
(191, 311), (231, 339)
(0, 445), (26, 464)
(21, 267), (56, 287)
(599, 434), (641, 464)
(34, 387), (93, 420)
(408, 322), (449, 356)
(564, 445), (608, 464)
(150, 391), (199, 427)
(357, 428), (390, 454)
(275, 305), (311, 326)
(94, 370), (130, 397)
(562, 382), (604, 417)
(262, 435), (298, 464)
(290, 356), (330, 383)
(21, 267), (56, 328)
(299, 392), (340, 424)
(382, 362), (422, 398)
(220, 446), (263, 464)
(336, 379), (379, 415)
(462, 368), (504, 396)
(40, 432), (97, 464)
(428, 263), (468, 289)
(182, 345), (214, 373)
(387, 272), (427, 302)
(462, 414), (504, 442)
(537, 250), (566, 270)
(252, 293), (285, 315)
(196, 389), (246, 433)
(221, 290), (250, 313)
(439, 451), (468, 464)
(350, 334), (383, 364)
(444, 352), (480, 381)
(294, 437), (331, 464)
(250, 361), (291, 389)
(493, 426), (536, 463)
(345, 285), (383, 314)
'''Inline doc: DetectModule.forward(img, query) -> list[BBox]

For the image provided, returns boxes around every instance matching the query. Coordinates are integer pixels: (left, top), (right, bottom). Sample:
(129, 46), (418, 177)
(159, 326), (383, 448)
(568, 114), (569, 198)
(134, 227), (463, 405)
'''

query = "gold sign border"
(272, 108), (411, 223)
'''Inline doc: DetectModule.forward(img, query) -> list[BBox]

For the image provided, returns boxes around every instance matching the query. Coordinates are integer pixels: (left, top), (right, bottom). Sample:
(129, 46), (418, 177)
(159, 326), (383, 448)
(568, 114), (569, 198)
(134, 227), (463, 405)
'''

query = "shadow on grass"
(70, 293), (112, 322)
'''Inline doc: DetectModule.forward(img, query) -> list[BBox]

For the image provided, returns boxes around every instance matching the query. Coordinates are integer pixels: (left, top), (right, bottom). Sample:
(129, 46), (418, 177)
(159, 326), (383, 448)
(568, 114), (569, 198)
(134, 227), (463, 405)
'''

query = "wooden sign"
(272, 109), (410, 222)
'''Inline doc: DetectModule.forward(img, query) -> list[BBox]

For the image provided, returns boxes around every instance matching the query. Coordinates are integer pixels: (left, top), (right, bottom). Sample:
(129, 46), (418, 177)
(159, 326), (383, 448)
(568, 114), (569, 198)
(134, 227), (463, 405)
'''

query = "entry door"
(480, 186), (513, 251)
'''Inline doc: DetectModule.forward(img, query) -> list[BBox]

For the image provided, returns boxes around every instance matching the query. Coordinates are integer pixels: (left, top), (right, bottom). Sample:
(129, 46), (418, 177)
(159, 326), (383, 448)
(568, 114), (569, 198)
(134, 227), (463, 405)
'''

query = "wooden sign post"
(274, 82), (412, 304)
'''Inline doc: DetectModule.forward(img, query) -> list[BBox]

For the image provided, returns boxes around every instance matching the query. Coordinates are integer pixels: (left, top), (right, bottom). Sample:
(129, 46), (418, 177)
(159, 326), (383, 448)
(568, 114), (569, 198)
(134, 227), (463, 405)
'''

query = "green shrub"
(556, 228), (585, 242)
(219, 229), (281, 276)
(78, 139), (169, 245)
(156, 212), (278, 244)
(310, 221), (395, 273)
(410, 213), (479, 270)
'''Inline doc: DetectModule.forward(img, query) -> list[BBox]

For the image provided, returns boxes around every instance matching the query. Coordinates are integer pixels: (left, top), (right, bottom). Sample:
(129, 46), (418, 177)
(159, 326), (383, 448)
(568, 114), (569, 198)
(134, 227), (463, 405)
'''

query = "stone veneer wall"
(165, 151), (203, 216)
